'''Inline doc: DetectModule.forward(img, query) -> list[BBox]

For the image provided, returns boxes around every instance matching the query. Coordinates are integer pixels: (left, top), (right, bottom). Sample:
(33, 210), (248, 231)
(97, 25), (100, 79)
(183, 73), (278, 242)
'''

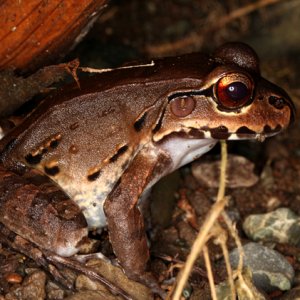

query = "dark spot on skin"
(25, 153), (43, 165)
(264, 125), (272, 133)
(69, 145), (79, 154)
(236, 126), (256, 135)
(152, 107), (166, 133)
(93, 203), (97, 207)
(49, 140), (59, 149)
(109, 145), (128, 163)
(44, 165), (60, 176)
(188, 128), (205, 139)
(236, 126), (256, 138)
(87, 170), (101, 181)
(134, 111), (147, 131)
(269, 96), (286, 109)
(263, 124), (282, 134)
(203, 126), (230, 139)
(70, 122), (79, 130)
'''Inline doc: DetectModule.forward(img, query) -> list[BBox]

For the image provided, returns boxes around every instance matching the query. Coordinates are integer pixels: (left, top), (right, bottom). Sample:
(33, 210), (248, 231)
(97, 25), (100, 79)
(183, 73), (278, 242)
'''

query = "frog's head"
(153, 42), (295, 143)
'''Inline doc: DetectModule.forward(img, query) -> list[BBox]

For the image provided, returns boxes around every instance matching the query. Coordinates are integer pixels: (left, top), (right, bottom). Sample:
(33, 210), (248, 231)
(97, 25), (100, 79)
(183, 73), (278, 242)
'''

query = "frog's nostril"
(268, 96), (286, 109)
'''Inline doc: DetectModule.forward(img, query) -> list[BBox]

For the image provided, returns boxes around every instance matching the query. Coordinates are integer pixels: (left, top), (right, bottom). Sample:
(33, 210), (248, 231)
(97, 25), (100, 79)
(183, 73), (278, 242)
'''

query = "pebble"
(192, 155), (258, 188)
(4, 272), (23, 284)
(5, 270), (46, 300)
(243, 208), (300, 246)
(229, 242), (294, 292)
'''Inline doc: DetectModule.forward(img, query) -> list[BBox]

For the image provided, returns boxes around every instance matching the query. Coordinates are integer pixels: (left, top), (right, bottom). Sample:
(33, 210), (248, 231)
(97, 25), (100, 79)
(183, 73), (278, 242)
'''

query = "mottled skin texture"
(0, 43), (295, 293)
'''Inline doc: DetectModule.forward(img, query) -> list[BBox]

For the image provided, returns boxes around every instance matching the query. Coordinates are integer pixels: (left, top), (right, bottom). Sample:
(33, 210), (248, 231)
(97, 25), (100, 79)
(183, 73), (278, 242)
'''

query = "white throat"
(158, 137), (217, 174)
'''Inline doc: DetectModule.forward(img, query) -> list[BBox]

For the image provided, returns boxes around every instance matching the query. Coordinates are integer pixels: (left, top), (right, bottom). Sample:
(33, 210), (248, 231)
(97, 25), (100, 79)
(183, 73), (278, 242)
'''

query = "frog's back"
(0, 53), (211, 227)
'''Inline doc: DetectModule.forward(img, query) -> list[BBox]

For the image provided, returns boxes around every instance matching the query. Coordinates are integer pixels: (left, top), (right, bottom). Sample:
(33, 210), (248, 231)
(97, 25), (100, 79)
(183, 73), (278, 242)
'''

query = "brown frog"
(0, 43), (295, 295)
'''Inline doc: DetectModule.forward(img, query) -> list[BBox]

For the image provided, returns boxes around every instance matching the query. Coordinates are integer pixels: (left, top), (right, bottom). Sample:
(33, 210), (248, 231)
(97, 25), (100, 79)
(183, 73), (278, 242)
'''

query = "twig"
(146, 0), (287, 56)
(214, 229), (236, 300)
(80, 61), (155, 74)
(217, 141), (228, 202)
(203, 245), (217, 300)
(172, 141), (228, 300)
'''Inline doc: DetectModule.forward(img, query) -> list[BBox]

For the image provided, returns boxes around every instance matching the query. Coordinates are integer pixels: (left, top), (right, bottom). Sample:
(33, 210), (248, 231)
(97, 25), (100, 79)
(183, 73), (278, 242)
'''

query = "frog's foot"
(75, 252), (166, 298)
(0, 224), (134, 300)
(46, 253), (134, 300)
(128, 271), (166, 299)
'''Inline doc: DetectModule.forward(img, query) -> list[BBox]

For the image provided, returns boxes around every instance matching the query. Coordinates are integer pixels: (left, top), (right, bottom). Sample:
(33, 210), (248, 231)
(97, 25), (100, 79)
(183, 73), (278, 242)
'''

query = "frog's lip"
(228, 132), (279, 142)
(233, 124), (282, 140)
(155, 125), (282, 143)
(186, 125), (283, 140)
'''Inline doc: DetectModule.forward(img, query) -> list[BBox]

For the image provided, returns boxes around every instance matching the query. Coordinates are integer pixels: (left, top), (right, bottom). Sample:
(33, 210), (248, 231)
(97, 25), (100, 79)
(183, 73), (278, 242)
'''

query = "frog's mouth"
(185, 124), (283, 141)
(154, 124), (283, 145)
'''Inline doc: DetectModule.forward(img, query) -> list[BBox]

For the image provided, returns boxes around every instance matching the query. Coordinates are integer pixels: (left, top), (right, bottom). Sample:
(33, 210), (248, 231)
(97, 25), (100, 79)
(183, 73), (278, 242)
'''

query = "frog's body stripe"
(152, 107), (166, 133)
(133, 111), (147, 131)
(87, 170), (101, 181)
(25, 153), (43, 165)
(44, 165), (60, 176)
(109, 145), (128, 163)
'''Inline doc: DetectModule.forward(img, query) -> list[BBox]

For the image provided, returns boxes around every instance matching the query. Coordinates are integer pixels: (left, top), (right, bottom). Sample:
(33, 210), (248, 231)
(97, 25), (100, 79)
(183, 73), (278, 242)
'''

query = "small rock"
(192, 155), (258, 188)
(5, 270), (46, 300)
(243, 208), (300, 246)
(4, 273), (23, 284)
(46, 281), (66, 300)
(229, 242), (294, 292)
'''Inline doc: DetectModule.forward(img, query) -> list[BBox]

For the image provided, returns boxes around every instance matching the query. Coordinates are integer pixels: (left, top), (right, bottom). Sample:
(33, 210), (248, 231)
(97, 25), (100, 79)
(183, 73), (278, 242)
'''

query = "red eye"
(170, 96), (196, 117)
(216, 73), (253, 109)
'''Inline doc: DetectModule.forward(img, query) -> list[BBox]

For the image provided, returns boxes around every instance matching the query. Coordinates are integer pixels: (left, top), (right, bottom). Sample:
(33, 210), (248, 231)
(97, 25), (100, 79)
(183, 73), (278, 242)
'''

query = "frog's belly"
(73, 187), (109, 229)
(57, 178), (113, 229)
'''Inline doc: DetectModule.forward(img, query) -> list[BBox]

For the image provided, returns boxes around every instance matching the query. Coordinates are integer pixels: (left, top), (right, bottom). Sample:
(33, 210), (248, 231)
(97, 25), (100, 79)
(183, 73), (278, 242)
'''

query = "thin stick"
(172, 141), (228, 300)
(172, 199), (227, 300)
(217, 141), (228, 202)
(203, 245), (217, 300)
(221, 212), (244, 277)
(216, 232), (236, 300)
(80, 61), (155, 74)
(147, 0), (286, 55)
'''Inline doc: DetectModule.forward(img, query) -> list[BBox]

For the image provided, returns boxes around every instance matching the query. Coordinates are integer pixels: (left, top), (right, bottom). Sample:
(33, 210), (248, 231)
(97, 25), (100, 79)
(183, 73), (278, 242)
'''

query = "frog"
(0, 42), (295, 295)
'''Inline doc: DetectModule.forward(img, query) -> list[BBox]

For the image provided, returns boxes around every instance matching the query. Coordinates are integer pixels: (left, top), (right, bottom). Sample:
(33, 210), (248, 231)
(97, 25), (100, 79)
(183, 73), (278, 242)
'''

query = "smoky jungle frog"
(0, 42), (295, 297)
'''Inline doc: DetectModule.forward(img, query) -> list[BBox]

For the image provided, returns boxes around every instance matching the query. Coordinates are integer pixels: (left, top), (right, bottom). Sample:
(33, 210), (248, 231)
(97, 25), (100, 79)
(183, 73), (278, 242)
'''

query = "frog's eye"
(170, 96), (196, 117)
(215, 73), (253, 109)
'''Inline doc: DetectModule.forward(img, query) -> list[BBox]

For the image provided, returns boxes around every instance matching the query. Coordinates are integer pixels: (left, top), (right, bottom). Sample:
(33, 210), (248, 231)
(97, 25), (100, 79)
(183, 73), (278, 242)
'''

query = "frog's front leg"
(104, 147), (170, 296)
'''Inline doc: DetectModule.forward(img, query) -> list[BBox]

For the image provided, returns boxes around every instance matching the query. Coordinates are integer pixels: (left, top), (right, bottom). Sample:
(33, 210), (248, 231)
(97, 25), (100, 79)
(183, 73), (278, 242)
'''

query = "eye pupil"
(226, 82), (249, 101)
